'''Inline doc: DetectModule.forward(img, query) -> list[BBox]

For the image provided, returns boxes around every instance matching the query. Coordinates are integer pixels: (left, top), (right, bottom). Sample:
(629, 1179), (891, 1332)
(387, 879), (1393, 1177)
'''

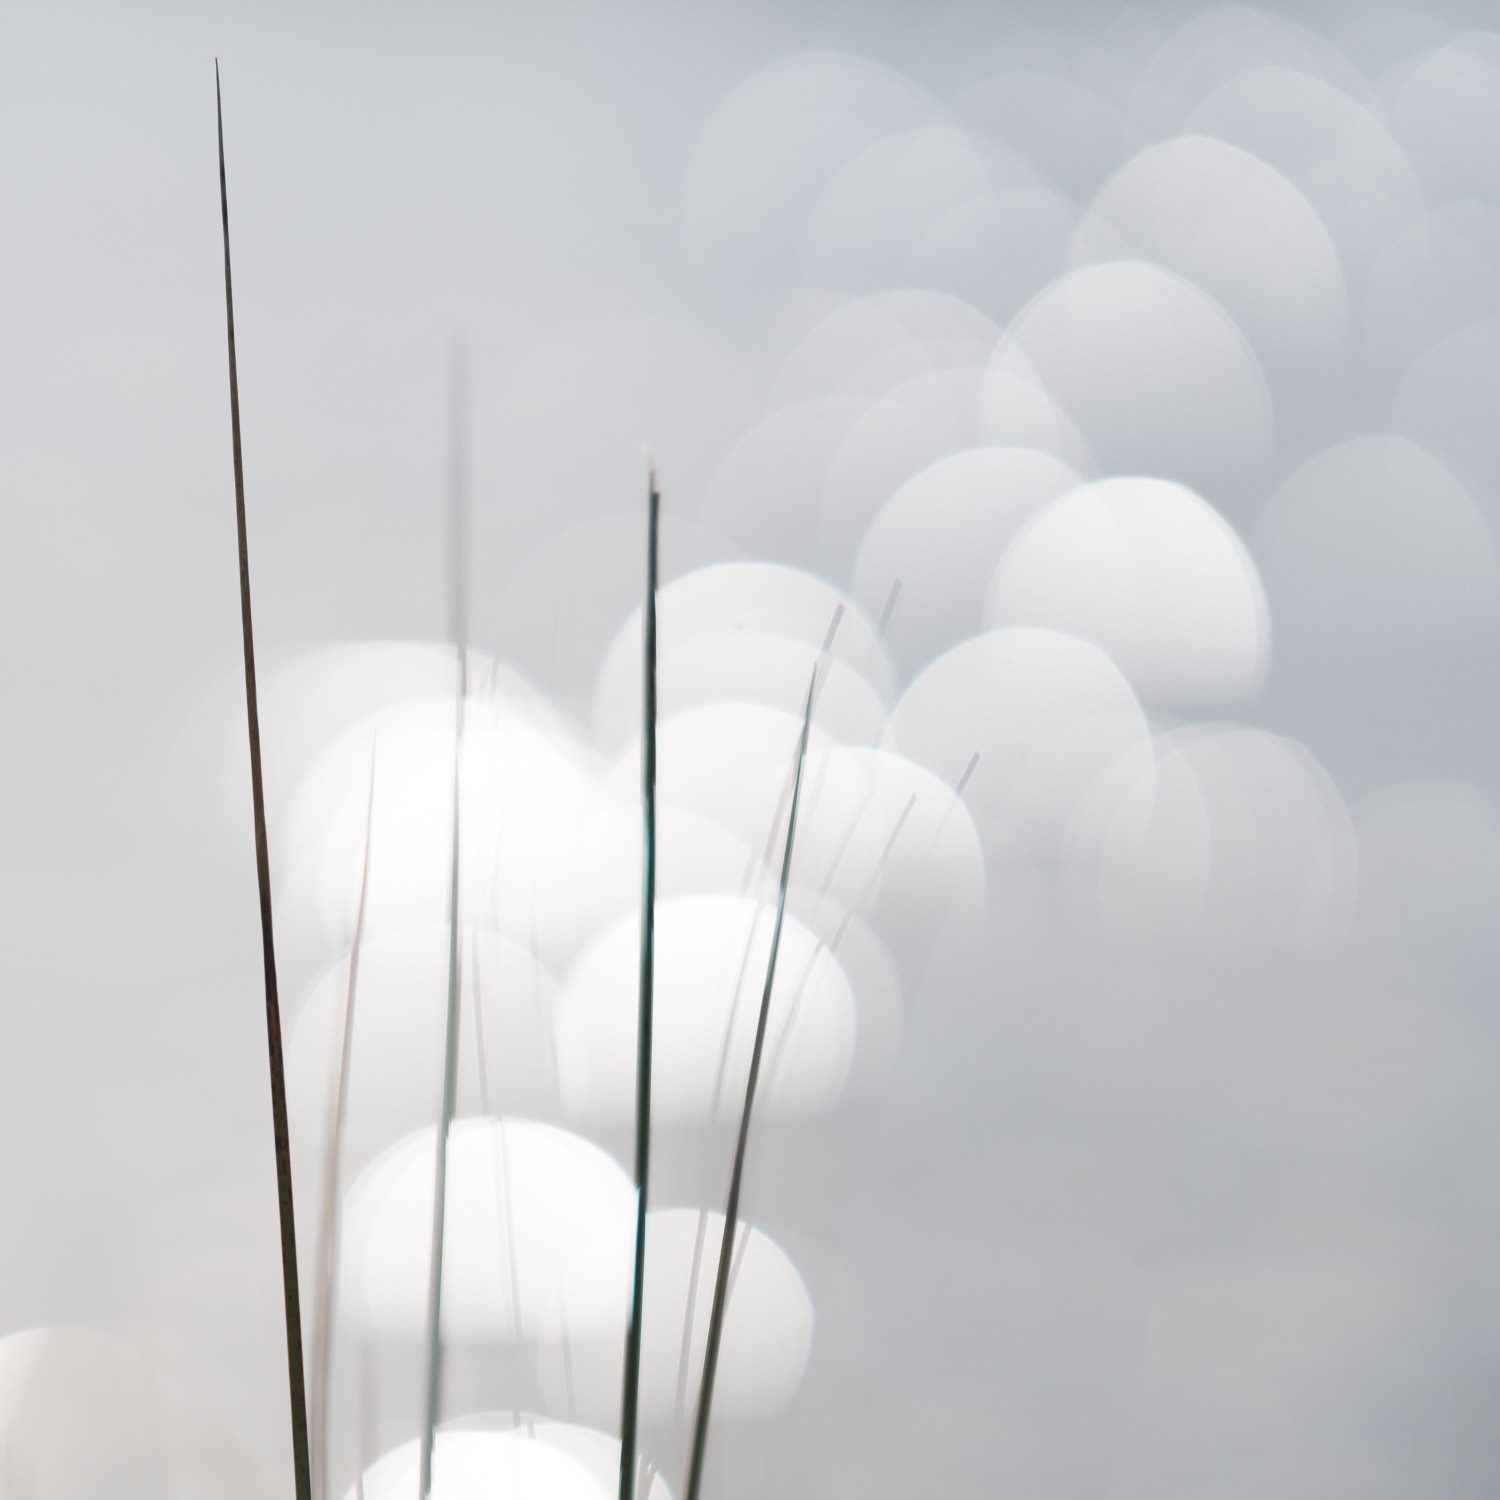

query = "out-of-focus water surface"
(5, 2), (1500, 1495)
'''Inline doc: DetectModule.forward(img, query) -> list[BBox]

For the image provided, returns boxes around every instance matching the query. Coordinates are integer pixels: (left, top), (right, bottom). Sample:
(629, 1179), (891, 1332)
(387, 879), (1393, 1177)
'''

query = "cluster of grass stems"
(215, 69), (829, 1500)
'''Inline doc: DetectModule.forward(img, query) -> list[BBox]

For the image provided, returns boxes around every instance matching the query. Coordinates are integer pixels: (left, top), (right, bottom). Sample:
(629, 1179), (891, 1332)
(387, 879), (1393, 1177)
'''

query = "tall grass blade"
(311, 746), (376, 1500)
(215, 63), (313, 1500)
(419, 345), (469, 1499)
(619, 467), (660, 1500)
(684, 669), (816, 1500)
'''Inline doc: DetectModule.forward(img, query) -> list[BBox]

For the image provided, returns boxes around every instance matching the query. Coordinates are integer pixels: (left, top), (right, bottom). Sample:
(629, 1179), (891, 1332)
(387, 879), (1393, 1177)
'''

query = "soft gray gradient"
(4, 2), (1500, 1496)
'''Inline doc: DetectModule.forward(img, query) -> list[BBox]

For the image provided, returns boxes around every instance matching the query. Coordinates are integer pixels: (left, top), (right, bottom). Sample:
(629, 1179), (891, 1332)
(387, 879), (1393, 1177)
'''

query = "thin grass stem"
(619, 467), (660, 1500)
(311, 744), (377, 1500)
(214, 63), (313, 1500)
(419, 345), (469, 1499)
(684, 669), (816, 1500)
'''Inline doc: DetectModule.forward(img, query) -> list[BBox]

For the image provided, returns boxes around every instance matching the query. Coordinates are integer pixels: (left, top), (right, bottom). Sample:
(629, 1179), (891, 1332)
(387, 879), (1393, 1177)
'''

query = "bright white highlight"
(888, 627), (1151, 863)
(995, 261), (1272, 514)
(987, 477), (1270, 704)
(554, 893), (856, 1125)
(853, 447), (1081, 677)
(339, 1119), (635, 1341)
(537, 1210), (814, 1426)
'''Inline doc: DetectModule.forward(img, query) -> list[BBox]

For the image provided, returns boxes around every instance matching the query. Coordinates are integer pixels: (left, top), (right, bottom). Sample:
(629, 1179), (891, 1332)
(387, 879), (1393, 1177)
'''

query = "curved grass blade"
(619, 467), (660, 1500)
(419, 346), (469, 1499)
(311, 745), (376, 1500)
(684, 669), (816, 1500)
(673, 606), (844, 1419)
(215, 62), (313, 1500)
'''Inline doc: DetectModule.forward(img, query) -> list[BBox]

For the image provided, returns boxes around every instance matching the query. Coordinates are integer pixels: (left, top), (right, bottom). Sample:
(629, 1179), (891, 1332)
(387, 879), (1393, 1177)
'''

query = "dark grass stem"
(619, 468), (660, 1500)
(713, 603), (847, 1119)
(684, 671), (817, 1500)
(674, 610), (845, 1416)
(419, 351), (470, 1500)
(215, 64), (313, 1500)
(311, 746), (376, 1500)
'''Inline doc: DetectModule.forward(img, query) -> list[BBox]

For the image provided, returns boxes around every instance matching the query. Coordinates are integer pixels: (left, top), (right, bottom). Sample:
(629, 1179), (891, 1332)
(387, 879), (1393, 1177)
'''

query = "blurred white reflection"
(1366, 202), (1500, 382)
(995, 261), (1272, 515)
(340, 1119), (634, 1341)
(1185, 67), (1424, 284)
(818, 367), (1092, 577)
(34, 8), (1500, 1496)
(1134, 7), (1369, 137)
(530, 796), (753, 970)
(276, 700), (607, 987)
(287, 924), (557, 1187)
(174, 643), (556, 868)
(538, 1209), (813, 1428)
(258, 644), (556, 828)
(606, 704), (836, 843)
(801, 124), (1076, 319)
(1078, 135), (1346, 370)
(802, 124), (1002, 290)
(555, 893), (854, 1125)
(987, 476), (1269, 705)
(1255, 435), (1500, 670)
(437, 1419), (672, 1500)
(817, 367), (985, 573)
(908, 182), (1080, 326)
(1394, 32), (1500, 204)
(347, 1428), (630, 1500)
(684, 52), (938, 295)
(853, 447), (1081, 679)
(888, 627), (1152, 863)
(735, 744), (892, 916)
(1394, 318), (1500, 508)
(1084, 725), (1358, 954)
(953, 69), (1147, 201)
(634, 633), (887, 749)
(595, 562), (891, 748)
(733, 742), (985, 953)
(976, 367), (1096, 472)
(840, 746), (987, 959)
(792, 903), (904, 1094)
(768, 290), (999, 411)
(699, 397), (869, 563)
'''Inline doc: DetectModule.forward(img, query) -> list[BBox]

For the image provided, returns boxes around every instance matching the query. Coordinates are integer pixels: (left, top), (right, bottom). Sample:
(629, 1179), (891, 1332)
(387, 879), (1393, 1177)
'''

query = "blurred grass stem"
(419, 344), (469, 1499)
(311, 747), (376, 1500)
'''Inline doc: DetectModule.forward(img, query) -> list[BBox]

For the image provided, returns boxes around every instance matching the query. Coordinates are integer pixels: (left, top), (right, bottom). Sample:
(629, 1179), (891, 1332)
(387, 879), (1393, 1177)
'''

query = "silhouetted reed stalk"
(684, 670), (816, 1500)
(311, 746), (376, 1500)
(672, 610), (846, 1421)
(214, 65), (313, 1500)
(714, 604), (846, 1117)
(419, 345), (469, 1500)
(619, 468), (660, 1500)
(762, 790), (917, 1103)
(690, 783), (919, 1406)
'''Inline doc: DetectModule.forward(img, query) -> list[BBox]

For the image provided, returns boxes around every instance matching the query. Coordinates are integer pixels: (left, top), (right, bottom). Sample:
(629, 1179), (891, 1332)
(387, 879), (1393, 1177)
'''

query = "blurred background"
(5, 0), (1500, 1494)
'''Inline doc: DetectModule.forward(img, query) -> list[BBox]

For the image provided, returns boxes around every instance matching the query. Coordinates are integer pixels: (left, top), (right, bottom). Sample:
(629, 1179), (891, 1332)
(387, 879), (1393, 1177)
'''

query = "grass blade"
(419, 347), (469, 1499)
(619, 467), (660, 1500)
(684, 669), (816, 1500)
(215, 62), (313, 1500)
(311, 745), (377, 1500)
